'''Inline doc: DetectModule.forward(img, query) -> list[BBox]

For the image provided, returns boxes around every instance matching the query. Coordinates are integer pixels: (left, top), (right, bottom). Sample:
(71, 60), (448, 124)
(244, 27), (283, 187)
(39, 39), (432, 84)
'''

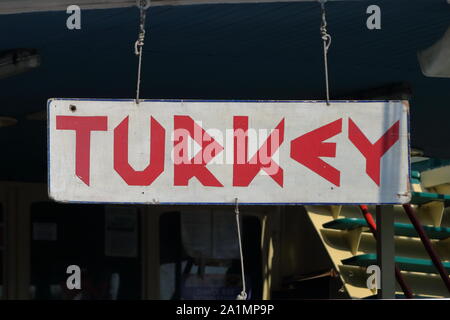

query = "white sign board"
(48, 99), (410, 204)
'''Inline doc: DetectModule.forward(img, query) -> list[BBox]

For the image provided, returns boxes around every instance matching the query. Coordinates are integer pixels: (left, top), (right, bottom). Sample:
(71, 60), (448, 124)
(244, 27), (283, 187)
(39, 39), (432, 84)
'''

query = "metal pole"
(403, 204), (450, 293)
(376, 205), (396, 299)
(359, 205), (413, 298)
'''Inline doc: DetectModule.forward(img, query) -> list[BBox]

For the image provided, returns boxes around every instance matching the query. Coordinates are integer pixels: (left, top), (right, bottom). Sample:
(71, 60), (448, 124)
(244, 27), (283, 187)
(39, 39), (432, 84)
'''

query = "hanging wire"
(134, 0), (149, 104)
(234, 198), (247, 300)
(319, 0), (332, 106)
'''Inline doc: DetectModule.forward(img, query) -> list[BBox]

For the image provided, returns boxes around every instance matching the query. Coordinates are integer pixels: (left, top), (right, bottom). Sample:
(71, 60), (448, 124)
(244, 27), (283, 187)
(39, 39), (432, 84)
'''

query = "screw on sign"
(48, 100), (410, 204)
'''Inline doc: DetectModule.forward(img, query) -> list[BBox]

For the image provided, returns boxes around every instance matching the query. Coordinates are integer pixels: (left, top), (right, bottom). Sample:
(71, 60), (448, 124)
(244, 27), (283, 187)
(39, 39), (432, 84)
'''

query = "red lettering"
(233, 117), (284, 187)
(290, 119), (342, 186)
(56, 116), (108, 186)
(114, 117), (165, 186)
(348, 118), (400, 186)
(173, 116), (223, 187)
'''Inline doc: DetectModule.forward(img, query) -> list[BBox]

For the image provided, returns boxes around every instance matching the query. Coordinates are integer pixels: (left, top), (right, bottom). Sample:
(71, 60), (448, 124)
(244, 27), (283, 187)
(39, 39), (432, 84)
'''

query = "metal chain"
(235, 198), (247, 300)
(320, 0), (332, 106)
(135, 0), (149, 104)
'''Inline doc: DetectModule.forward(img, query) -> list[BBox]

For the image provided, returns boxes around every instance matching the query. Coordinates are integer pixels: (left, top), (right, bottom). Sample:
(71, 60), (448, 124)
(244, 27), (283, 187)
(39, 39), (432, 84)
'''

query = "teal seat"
(323, 218), (450, 240)
(411, 171), (421, 179)
(411, 159), (450, 174)
(342, 254), (450, 274)
(323, 218), (367, 230)
(410, 170), (421, 185)
(409, 169), (450, 205)
(411, 191), (450, 205)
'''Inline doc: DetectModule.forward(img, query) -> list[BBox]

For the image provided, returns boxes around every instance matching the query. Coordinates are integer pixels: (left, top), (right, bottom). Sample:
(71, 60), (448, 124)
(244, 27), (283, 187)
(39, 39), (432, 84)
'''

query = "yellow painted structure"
(305, 163), (450, 299)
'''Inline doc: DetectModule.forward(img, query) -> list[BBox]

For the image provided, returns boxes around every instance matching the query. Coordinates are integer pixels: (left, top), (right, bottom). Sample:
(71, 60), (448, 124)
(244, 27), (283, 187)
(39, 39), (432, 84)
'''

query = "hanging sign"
(48, 99), (410, 204)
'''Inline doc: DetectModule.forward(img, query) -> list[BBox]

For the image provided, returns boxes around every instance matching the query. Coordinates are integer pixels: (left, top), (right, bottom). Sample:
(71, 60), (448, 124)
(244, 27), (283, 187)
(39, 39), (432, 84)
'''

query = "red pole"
(359, 205), (414, 298)
(402, 204), (450, 293)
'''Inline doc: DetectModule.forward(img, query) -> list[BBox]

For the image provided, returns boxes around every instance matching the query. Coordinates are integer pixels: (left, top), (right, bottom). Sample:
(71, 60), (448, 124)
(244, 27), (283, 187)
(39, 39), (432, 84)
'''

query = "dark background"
(1, 0), (450, 182)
